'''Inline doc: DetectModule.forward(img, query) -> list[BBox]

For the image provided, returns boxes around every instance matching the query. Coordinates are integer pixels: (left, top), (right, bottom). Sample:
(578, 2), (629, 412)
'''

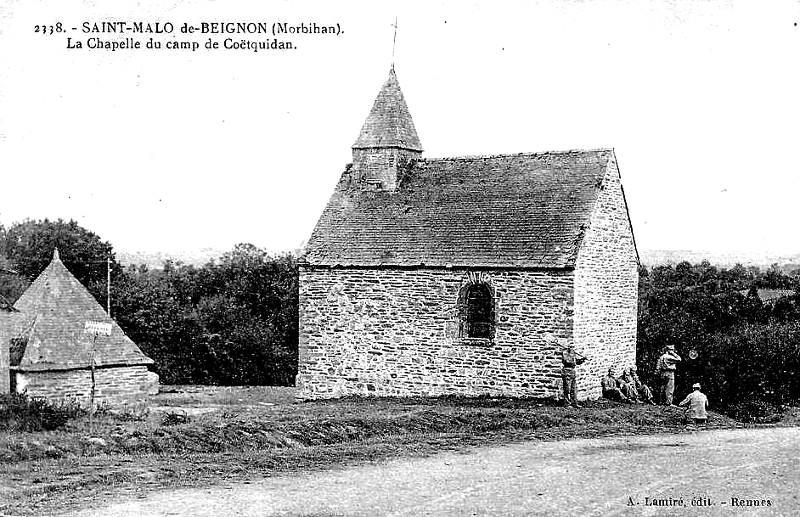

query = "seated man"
(619, 368), (642, 403)
(601, 368), (633, 403)
(630, 366), (656, 405)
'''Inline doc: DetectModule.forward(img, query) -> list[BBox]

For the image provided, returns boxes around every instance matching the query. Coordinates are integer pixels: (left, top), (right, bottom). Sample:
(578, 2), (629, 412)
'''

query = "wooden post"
(83, 321), (111, 432)
(107, 257), (111, 316)
(89, 333), (97, 432)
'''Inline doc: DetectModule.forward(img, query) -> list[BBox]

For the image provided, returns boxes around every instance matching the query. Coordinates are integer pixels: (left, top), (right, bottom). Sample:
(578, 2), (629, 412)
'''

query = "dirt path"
(63, 427), (799, 517)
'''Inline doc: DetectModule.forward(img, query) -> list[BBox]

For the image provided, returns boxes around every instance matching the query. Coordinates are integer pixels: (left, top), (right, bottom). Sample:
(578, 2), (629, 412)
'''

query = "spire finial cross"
(391, 16), (398, 70)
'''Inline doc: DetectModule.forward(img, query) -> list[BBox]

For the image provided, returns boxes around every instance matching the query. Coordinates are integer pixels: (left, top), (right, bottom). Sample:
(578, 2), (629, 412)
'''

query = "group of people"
(601, 366), (655, 404)
(558, 342), (709, 425)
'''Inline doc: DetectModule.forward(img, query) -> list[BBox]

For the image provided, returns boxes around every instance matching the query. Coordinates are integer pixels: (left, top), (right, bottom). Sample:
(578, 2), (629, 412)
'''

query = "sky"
(1, 0), (798, 258)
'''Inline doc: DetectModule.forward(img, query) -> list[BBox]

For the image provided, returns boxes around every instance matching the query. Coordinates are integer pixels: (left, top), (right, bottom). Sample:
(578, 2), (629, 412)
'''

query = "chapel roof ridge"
(416, 147), (615, 163)
(339, 147), (616, 172)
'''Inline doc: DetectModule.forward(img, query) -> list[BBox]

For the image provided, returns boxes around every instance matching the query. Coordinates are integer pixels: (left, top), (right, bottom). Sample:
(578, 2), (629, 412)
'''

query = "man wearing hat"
(679, 383), (708, 426)
(655, 345), (681, 405)
(560, 343), (587, 407)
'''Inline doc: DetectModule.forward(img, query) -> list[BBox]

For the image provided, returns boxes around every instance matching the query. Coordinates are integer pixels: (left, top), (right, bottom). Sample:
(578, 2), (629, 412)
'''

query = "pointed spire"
(53, 248), (61, 262)
(352, 68), (423, 152)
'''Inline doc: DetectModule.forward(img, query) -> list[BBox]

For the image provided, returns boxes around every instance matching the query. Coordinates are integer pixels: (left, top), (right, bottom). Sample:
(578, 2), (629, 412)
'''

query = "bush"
(725, 399), (783, 424)
(638, 263), (800, 419)
(0, 393), (84, 432)
(108, 401), (150, 422)
(161, 410), (190, 426)
(113, 245), (298, 386)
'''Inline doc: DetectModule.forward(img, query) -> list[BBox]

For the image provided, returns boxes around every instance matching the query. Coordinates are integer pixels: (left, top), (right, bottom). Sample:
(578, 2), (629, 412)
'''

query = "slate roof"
(352, 69), (423, 151)
(8, 250), (153, 371)
(304, 149), (615, 269)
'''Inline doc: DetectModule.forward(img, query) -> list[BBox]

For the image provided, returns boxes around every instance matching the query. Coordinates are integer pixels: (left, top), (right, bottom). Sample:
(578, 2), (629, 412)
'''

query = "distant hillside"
(117, 247), (302, 269)
(118, 248), (800, 270)
(640, 249), (800, 269)
(117, 248), (226, 268)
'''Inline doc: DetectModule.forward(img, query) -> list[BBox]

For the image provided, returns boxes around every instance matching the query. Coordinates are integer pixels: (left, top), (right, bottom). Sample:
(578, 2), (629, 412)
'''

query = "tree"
(111, 244), (299, 386)
(202, 244), (299, 385)
(113, 264), (216, 384)
(638, 261), (800, 416)
(0, 219), (118, 304)
(0, 254), (28, 303)
(758, 263), (796, 289)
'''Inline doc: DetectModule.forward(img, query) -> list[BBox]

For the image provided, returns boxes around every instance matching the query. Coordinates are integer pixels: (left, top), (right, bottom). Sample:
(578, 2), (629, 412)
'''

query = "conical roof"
(352, 68), (423, 151)
(10, 249), (153, 371)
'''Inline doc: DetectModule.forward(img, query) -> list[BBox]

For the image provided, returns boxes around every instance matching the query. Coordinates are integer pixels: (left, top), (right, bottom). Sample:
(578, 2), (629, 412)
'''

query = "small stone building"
(4, 250), (158, 405)
(298, 68), (639, 401)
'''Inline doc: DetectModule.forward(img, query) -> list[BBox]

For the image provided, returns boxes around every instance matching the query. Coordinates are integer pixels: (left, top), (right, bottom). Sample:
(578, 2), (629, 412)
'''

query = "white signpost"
(84, 321), (112, 336)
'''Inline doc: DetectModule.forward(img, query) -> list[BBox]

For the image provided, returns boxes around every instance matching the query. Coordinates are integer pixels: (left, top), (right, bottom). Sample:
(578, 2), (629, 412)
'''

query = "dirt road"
(64, 427), (798, 517)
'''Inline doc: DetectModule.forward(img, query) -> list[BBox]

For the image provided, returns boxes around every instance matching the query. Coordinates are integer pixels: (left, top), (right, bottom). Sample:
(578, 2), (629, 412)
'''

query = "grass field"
(0, 386), (771, 516)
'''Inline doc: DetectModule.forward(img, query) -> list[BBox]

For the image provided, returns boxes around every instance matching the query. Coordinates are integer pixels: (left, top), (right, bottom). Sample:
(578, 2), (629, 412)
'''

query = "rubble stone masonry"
(298, 267), (576, 399)
(14, 365), (157, 406)
(573, 157), (639, 400)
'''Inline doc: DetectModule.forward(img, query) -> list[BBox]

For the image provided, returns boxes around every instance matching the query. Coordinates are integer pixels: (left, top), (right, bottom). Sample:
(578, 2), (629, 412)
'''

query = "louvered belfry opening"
(463, 283), (493, 339)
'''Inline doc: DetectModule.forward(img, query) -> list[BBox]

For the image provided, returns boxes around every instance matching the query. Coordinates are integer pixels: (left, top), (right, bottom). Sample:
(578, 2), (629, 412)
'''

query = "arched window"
(461, 283), (494, 339)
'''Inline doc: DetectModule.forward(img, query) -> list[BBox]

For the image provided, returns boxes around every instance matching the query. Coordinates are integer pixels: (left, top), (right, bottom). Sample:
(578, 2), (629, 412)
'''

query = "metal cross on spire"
(391, 16), (398, 70)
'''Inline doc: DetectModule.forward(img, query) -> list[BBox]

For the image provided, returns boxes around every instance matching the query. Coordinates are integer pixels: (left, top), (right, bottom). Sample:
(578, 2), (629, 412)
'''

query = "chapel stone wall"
(297, 267), (575, 399)
(573, 156), (639, 400)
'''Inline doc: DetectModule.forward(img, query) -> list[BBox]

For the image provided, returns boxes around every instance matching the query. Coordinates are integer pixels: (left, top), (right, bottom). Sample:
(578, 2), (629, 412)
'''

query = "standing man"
(656, 345), (682, 406)
(561, 343), (586, 407)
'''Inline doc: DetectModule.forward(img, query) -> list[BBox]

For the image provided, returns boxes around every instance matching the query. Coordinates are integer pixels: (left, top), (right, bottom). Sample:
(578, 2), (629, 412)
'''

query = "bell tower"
(351, 68), (423, 191)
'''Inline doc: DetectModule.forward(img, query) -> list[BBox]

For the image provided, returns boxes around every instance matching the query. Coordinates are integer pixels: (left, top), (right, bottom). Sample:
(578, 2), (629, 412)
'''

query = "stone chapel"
(297, 68), (639, 400)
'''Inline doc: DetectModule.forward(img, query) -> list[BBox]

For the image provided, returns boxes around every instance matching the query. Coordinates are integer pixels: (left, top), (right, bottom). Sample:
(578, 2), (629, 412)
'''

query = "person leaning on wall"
(560, 342), (587, 408)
